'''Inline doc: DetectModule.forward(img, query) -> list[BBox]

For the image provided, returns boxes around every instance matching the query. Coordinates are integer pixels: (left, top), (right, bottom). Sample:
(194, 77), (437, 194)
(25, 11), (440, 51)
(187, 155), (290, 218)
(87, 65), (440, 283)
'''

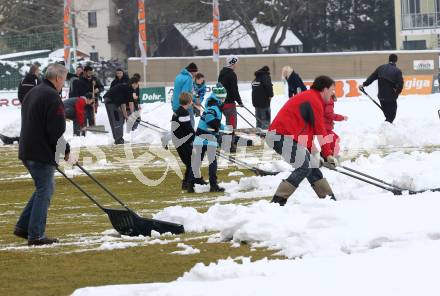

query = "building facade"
(73, 0), (126, 61)
(395, 0), (440, 49)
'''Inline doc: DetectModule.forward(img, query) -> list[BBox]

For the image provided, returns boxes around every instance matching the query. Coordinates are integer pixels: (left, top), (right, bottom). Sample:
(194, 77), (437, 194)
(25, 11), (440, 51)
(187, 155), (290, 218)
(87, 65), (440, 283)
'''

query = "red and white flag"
(63, 0), (71, 68)
(212, 0), (220, 62)
(138, 0), (147, 65)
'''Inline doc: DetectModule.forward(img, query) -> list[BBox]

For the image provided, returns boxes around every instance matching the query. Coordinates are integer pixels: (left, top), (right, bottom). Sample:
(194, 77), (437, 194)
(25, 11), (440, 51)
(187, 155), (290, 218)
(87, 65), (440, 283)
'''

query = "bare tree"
(221, 0), (301, 53)
(0, 0), (63, 34)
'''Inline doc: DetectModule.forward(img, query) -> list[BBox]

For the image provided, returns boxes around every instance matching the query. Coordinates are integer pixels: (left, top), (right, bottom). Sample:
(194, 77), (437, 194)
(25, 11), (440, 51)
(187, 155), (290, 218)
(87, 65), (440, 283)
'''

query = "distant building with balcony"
(395, 0), (440, 49)
(74, 0), (126, 61)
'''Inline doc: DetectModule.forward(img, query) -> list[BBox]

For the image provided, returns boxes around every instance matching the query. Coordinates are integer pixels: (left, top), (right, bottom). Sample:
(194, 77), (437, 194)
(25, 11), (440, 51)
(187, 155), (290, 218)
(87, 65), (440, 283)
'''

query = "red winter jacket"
(269, 89), (333, 158)
(324, 97), (344, 131)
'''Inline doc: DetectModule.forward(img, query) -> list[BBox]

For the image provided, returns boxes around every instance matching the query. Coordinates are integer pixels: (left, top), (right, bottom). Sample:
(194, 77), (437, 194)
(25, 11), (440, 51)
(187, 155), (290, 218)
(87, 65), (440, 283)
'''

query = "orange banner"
(401, 75), (433, 95)
(212, 0), (219, 61)
(63, 0), (71, 68)
(138, 0), (147, 65)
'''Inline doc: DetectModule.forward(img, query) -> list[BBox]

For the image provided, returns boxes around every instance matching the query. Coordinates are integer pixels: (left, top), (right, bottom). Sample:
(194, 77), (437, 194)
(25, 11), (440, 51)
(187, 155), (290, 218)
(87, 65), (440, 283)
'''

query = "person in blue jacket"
(193, 73), (206, 117)
(172, 62), (198, 127)
(188, 84), (230, 193)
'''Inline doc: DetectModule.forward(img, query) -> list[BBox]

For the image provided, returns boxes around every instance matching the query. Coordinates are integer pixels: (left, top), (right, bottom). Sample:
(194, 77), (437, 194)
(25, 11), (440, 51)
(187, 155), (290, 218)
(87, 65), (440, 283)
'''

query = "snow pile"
(171, 243), (200, 255)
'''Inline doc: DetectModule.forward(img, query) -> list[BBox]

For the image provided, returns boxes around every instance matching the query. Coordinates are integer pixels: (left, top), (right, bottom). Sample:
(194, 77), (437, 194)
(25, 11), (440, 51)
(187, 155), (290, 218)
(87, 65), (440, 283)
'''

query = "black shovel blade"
(103, 208), (185, 237)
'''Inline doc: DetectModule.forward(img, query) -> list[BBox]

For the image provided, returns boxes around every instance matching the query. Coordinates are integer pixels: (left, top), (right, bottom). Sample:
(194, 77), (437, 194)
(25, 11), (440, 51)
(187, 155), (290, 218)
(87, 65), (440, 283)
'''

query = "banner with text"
(140, 87), (166, 103)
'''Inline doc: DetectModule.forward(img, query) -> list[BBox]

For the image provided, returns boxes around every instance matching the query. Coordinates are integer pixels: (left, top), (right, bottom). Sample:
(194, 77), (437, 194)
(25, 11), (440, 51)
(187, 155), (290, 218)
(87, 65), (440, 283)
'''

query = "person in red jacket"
(324, 95), (348, 156)
(64, 96), (94, 136)
(267, 75), (338, 206)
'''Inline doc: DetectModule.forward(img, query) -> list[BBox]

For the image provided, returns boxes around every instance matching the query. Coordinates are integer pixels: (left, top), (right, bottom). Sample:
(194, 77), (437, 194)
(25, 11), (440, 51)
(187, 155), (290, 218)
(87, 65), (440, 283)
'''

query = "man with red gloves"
(266, 75), (338, 206)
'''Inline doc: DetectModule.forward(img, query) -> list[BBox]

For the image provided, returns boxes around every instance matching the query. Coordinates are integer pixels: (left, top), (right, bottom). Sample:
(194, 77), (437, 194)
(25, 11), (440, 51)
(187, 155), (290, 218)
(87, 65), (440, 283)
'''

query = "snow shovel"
(339, 165), (440, 195)
(139, 119), (167, 133)
(85, 125), (108, 133)
(326, 164), (440, 195)
(242, 105), (268, 133)
(56, 164), (184, 236)
(236, 108), (256, 129)
(359, 86), (384, 112)
(0, 133), (19, 145)
(216, 151), (278, 176)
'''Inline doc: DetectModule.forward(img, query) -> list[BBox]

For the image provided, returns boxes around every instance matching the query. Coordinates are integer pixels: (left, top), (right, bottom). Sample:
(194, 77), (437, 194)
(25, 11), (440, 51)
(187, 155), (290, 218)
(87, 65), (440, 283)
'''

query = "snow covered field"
(1, 87), (440, 295)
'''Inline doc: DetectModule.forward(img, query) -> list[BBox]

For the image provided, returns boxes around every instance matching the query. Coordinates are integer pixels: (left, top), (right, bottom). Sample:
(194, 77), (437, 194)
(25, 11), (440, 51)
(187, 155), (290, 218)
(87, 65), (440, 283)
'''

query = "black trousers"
(175, 142), (194, 183)
(379, 99), (397, 123)
(85, 104), (95, 126)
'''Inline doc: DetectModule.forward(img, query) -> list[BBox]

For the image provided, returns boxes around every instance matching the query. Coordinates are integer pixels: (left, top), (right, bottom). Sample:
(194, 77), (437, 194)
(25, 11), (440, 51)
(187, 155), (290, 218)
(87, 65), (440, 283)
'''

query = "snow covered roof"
(174, 20), (302, 51)
(0, 50), (50, 61)
(49, 48), (90, 59)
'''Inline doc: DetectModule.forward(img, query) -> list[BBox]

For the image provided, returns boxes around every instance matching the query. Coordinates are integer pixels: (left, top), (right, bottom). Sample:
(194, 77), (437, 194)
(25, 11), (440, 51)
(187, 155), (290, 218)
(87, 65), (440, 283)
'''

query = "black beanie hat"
(186, 62), (198, 73)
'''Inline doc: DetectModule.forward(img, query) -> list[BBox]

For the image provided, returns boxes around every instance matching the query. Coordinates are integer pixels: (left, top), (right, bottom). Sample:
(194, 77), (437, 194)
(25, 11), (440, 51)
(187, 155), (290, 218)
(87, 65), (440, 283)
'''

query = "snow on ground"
(2, 87), (440, 295)
(1, 86), (440, 152)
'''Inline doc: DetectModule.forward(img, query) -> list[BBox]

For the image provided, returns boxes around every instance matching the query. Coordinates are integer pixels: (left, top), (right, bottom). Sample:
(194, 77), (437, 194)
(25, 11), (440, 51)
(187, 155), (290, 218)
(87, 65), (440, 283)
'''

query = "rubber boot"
(311, 178), (336, 200)
(270, 180), (296, 206)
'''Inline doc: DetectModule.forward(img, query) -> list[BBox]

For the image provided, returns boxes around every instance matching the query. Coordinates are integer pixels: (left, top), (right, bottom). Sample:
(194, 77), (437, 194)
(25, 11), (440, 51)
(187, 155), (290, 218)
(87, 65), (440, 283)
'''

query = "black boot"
(181, 179), (188, 190)
(13, 227), (28, 240)
(270, 195), (287, 206)
(28, 237), (59, 246)
(210, 183), (225, 192)
(194, 178), (208, 185)
(187, 181), (195, 193)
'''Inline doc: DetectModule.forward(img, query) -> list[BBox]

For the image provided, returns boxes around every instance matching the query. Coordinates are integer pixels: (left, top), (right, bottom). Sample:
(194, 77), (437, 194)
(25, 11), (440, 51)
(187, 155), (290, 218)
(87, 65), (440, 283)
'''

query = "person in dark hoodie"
(251, 66), (274, 129)
(2, 63), (41, 145)
(103, 76), (139, 144)
(282, 65), (307, 98)
(15, 63), (70, 246)
(218, 55), (243, 128)
(218, 55), (243, 153)
(110, 68), (129, 88)
(361, 54), (404, 123)
(18, 63), (41, 103)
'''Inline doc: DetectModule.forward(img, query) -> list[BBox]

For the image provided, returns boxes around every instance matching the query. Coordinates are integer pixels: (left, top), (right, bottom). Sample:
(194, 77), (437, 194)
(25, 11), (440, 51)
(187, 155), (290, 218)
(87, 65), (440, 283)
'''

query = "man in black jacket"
(361, 54), (404, 123)
(218, 55), (244, 128)
(15, 63), (70, 246)
(104, 76), (139, 144)
(110, 68), (129, 88)
(18, 63), (41, 103)
(252, 66), (274, 129)
(218, 55), (243, 153)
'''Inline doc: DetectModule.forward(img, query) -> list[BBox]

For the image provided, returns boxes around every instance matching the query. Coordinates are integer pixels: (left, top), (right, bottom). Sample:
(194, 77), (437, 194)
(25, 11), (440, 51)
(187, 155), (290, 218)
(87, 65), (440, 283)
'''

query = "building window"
(402, 0), (420, 14)
(403, 40), (426, 50)
(88, 11), (97, 28)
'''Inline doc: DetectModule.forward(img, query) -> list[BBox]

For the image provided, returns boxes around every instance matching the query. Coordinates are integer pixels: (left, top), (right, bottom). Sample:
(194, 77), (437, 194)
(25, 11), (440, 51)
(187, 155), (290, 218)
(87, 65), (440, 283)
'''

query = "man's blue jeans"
(16, 160), (55, 240)
(265, 132), (323, 187)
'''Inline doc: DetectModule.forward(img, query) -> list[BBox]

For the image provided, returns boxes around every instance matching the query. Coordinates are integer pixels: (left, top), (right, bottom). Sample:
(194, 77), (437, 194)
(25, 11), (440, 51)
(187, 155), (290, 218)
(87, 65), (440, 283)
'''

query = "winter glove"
(324, 155), (338, 169)
(358, 85), (365, 92)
